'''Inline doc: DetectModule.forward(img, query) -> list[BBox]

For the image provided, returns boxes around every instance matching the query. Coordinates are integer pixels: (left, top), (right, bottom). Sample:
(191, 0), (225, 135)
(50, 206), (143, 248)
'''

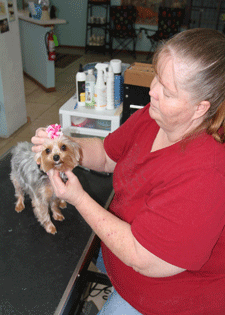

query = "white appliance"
(0, 0), (27, 138)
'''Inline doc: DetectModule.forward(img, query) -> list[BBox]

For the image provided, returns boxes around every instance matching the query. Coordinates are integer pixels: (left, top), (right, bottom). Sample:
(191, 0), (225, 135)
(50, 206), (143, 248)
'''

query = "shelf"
(88, 1), (110, 5)
(85, 0), (110, 55)
(59, 96), (122, 138)
(87, 23), (109, 27)
(85, 45), (109, 54)
(68, 126), (110, 137)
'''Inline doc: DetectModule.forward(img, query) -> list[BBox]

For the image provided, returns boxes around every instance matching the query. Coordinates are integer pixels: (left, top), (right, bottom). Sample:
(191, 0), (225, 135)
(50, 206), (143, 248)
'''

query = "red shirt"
(102, 104), (225, 314)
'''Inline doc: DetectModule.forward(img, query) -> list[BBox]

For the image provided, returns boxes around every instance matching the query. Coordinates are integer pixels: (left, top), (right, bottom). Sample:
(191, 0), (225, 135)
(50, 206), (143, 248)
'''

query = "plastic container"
(85, 69), (96, 108)
(114, 75), (124, 108)
(76, 64), (86, 107)
(106, 65), (114, 110)
(94, 64), (108, 110)
(94, 70), (106, 110)
(110, 59), (122, 75)
(110, 59), (123, 108)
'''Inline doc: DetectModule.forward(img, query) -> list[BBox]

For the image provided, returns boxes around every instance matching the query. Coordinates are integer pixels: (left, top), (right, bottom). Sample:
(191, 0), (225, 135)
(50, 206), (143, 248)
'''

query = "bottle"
(114, 75), (124, 108)
(110, 59), (123, 108)
(85, 69), (96, 108)
(76, 64), (86, 107)
(94, 63), (108, 110)
(106, 65), (114, 110)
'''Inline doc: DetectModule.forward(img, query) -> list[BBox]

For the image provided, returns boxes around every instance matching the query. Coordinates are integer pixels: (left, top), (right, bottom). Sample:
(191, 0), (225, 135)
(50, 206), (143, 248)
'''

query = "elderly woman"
(32, 28), (225, 314)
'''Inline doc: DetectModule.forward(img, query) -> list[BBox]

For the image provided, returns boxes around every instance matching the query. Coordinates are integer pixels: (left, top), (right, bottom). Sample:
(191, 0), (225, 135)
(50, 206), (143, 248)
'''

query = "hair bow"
(46, 124), (63, 139)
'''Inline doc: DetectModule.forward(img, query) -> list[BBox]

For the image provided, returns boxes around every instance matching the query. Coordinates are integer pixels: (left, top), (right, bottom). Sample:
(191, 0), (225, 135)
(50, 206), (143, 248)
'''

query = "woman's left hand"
(48, 169), (86, 207)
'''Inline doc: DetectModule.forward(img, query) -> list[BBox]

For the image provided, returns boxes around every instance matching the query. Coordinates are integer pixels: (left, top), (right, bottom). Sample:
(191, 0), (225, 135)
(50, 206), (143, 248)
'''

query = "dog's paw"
(59, 200), (67, 209)
(53, 212), (65, 221)
(44, 222), (57, 235)
(15, 201), (25, 213)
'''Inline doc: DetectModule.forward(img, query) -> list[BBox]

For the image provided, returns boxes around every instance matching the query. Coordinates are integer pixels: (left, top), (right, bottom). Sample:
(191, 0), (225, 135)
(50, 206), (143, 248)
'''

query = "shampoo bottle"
(85, 68), (96, 108)
(106, 65), (114, 110)
(76, 64), (86, 107)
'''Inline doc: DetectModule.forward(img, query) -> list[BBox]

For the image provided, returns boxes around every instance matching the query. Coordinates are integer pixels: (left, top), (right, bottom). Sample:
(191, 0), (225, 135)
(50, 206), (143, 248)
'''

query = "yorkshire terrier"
(10, 126), (80, 234)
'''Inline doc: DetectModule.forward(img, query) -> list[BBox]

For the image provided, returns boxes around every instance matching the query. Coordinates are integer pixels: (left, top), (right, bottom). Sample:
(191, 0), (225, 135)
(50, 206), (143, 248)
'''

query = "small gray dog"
(10, 135), (80, 234)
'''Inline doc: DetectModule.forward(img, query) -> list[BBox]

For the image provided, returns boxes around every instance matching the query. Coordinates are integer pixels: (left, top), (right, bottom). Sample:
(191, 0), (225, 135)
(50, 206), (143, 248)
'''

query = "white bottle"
(85, 69), (96, 108)
(76, 64), (86, 107)
(106, 65), (114, 110)
(94, 65), (107, 110)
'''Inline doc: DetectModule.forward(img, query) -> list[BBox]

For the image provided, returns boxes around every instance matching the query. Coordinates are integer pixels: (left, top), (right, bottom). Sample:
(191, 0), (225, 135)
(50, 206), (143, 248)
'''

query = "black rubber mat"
(0, 150), (113, 315)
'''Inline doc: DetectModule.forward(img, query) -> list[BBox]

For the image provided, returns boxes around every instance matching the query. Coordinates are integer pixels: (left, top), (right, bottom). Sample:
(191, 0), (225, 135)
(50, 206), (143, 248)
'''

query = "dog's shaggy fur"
(10, 135), (80, 234)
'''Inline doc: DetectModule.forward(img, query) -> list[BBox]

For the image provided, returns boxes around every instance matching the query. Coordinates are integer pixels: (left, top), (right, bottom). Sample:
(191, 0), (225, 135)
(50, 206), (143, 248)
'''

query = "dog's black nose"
(53, 154), (60, 162)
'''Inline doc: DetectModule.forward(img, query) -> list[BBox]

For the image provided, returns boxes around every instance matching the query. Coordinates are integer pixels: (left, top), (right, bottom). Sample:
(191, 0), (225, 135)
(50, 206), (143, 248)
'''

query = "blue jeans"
(96, 249), (143, 315)
(97, 289), (143, 315)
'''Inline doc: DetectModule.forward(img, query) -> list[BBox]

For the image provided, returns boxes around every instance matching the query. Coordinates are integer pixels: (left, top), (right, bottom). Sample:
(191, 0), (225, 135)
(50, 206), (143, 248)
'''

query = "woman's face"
(149, 57), (198, 135)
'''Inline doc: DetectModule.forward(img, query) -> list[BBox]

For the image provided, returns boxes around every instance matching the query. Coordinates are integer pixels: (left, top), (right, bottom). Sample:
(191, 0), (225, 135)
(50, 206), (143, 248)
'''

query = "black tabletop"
(0, 151), (113, 315)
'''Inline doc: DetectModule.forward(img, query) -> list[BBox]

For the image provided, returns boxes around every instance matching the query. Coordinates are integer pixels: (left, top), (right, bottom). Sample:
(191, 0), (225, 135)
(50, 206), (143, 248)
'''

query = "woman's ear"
(195, 101), (211, 119)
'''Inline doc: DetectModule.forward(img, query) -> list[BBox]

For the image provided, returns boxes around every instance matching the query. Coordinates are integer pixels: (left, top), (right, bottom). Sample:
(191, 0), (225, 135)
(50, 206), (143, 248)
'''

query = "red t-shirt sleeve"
(104, 104), (151, 162)
(131, 168), (225, 270)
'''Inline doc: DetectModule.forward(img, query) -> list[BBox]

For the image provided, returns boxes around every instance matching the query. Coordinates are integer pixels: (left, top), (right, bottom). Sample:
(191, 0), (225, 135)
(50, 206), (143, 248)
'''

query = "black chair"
(141, 7), (185, 60)
(109, 5), (138, 59)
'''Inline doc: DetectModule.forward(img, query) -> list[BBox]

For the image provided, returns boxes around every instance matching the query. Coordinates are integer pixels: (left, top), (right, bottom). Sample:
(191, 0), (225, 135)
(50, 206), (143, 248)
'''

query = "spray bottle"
(94, 63), (108, 110)
(76, 64), (86, 107)
(85, 68), (96, 108)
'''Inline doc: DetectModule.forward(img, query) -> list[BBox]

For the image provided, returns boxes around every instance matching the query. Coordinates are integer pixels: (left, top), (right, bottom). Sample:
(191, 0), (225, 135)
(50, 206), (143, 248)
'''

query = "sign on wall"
(0, 1), (9, 33)
(8, 0), (15, 22)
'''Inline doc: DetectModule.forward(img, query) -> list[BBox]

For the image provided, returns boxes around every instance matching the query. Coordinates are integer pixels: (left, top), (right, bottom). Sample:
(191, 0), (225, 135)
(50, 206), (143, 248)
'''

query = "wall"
(51, 0), (152, 52)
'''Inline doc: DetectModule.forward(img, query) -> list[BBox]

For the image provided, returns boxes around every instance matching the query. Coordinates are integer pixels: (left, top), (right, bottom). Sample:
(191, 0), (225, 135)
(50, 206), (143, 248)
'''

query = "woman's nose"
(149, 77), (159, 100)
(149, 87), (159, 100)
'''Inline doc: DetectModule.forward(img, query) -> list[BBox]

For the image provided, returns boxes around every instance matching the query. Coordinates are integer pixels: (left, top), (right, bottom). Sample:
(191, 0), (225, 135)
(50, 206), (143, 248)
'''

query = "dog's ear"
(34, 151), (42, 165)
(73, 142), (81, 162)
(62, 135), (81, 165)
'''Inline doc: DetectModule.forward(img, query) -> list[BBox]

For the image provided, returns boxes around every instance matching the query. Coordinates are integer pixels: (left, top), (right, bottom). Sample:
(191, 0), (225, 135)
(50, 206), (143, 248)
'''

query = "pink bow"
(46, 124), (63, 139)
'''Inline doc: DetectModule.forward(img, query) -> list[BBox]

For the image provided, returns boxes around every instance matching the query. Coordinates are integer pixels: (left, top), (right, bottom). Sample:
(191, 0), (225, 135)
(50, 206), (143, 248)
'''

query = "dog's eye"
(45, 148), (51, 154)
(61, 145), (66, 151)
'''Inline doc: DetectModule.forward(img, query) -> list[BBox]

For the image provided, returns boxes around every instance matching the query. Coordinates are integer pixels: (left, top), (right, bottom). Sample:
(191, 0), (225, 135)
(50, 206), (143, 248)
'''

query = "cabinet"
(85, 0), (110, 55)
(122, 84), (150, 123)
(59, 95), (122, 138)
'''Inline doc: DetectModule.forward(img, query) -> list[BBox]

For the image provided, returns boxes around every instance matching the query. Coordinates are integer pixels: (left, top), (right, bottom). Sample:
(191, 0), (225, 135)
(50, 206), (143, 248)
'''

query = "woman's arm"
(31, 128), (116, 173)
(71, 136), (116, 173)
(49, 169), (186, 278)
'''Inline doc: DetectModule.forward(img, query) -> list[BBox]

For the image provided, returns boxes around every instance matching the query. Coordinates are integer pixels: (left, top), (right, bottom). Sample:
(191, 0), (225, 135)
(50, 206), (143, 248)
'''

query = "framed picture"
(121, 0), (189, 25)
(0, 1), (7, 16)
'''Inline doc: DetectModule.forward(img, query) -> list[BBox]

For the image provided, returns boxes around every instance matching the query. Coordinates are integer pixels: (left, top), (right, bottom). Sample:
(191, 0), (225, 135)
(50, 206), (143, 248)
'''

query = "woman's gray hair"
(153, 28), (225, 143)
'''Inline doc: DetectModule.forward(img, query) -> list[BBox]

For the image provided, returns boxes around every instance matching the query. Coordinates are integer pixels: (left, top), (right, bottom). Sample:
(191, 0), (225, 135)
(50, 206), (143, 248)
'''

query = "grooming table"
(0, 150), (113, 315)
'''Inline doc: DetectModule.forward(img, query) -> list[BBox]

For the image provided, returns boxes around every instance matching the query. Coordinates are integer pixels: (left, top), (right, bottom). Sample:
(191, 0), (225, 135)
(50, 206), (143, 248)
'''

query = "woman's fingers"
(31, 127), (48, 152)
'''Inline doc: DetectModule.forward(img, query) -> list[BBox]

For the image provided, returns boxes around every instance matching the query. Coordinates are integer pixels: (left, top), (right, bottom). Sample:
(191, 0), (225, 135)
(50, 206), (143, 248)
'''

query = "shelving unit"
(85, 0), (110, 55)
(59, 95), (122, 138)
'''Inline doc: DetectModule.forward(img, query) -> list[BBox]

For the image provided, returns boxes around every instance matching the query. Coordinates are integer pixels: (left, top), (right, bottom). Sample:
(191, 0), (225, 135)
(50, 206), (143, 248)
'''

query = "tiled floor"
(0, 48), (149, 157)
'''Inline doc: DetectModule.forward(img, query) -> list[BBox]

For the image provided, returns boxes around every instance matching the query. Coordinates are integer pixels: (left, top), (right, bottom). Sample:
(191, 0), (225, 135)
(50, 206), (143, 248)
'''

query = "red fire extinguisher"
(45, 31), (56, 61)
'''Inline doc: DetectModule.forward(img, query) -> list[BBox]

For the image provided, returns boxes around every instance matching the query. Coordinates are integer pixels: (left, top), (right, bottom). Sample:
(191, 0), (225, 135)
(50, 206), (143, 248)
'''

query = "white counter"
(18, 10), (66, 91)
(18, 10), (66, 27)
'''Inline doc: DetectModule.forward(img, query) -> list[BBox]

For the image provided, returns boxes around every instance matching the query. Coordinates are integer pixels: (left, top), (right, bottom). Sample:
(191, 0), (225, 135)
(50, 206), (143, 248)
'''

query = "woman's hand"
(31, 128), (48, 153)
(48, 169), (86, 208)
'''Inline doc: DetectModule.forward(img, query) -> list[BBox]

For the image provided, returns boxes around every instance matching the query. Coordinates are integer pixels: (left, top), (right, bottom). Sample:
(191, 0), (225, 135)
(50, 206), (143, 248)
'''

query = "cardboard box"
(124, 62), (155, 88)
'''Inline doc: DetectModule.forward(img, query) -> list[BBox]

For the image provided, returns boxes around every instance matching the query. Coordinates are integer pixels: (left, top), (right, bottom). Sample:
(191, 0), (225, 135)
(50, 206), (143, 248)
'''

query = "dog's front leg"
(11, 177), (25, 213)
(50, 198), (65, 222)
(32, 198), (57, 234)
